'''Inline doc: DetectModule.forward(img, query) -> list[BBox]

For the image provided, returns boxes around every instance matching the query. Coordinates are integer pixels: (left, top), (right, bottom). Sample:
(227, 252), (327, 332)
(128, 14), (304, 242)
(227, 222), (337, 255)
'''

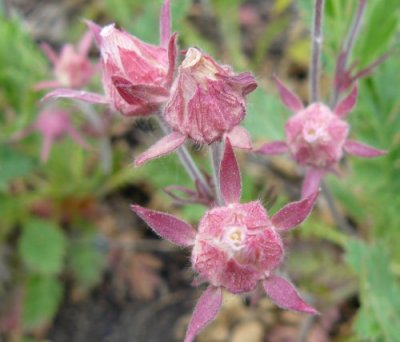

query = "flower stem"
(309, 0), (325, 103)
(331, 0), (367, 107)
(209, 141), (224, 206)
(321, 180), (355, 236)
(155, 116), (213, 199)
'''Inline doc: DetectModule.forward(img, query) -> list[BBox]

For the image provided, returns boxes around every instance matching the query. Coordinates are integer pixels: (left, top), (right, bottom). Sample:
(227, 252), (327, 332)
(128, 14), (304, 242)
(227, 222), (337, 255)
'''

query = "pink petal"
(112, 76), (169, 104)
(334, 84), (358, 118)
(256, 141), (288, 155)
(134, 132), (186, 166)
(263, 275), (318, 314)
(226, 126), (252, 150)
(78, 30), (94, 56)
(40, 42), (58, 65)
(301, 168), (324, 199)
(131, 205), (196, 247)
(160, 0), (171, 47)
(34, 80), (61, 91)
(273, 75), (304, 112)
(344, 140), (387, 158)
(184, 287), (223, 342)
(42, 88), (109, 104)
(85, 20), (102, 46)
(220, 138), (241, 204)
(165, 32), (178, 87)
(217, 72), (258, 96)
(271, 191), (318, 231)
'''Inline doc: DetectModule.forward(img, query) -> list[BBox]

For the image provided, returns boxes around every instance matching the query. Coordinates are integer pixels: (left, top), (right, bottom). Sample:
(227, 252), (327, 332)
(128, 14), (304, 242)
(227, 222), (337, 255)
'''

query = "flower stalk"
(309, 0), (325, 103)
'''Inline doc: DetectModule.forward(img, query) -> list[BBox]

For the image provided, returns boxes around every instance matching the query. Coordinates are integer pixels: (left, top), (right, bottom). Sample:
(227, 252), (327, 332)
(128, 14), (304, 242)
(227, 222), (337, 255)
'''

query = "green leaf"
(244, 87), (287, 141)
(0, 146), (36, 191)
(346, 240), (400, 341)
(19, 219), (67, 275)
(23, 274), (63, 329)
(69, 239), (105, 288)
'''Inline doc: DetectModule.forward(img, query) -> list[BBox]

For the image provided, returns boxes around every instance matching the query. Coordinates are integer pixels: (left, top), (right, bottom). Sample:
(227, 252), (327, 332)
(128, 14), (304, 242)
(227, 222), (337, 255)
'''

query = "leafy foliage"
(19, 220), (67, 275)
(346, 240), (400, 341)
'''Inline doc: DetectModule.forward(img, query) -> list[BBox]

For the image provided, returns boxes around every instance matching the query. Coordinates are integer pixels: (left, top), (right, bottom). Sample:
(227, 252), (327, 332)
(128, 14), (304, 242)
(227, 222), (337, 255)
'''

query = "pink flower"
(134, 48), (257, 166)
(12, 109), (89, 162)
(257, 77), (386, 197)
(35, 31), (96, 90)
(42, 0), (176, 117)
(132, 138), (318, 342)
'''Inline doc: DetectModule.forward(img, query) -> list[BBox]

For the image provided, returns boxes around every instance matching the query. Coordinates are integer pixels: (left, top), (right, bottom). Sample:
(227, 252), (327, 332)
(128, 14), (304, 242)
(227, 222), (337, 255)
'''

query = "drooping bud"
(164, 47), (257, 144)
(98, 24), (171, 116)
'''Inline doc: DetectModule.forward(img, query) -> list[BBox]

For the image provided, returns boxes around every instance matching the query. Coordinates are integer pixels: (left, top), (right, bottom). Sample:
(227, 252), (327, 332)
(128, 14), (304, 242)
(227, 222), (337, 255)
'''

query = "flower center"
(222, 226), (247, 251)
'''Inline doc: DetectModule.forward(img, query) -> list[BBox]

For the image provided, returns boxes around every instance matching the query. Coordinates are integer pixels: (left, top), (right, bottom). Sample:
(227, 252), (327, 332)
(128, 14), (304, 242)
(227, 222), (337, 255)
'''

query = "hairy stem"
(210, 141), (224, 206)
(309, 0), (325, 103)
(155, 116), (213, 199)
(331, 0), (367, 107)
(321, 180), (355, 236)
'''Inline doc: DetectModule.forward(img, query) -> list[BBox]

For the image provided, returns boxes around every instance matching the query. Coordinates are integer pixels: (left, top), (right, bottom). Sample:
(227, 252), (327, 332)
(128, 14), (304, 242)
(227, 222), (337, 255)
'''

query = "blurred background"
(0, 0), (399, 341)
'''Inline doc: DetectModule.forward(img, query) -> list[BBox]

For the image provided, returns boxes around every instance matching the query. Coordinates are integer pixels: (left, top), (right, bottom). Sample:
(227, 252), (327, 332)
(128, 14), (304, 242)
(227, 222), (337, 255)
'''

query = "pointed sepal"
(220, 138), (241, 204)
(184, 286), (223, 342)
(226, 126), (252, 150)
(256, 141), (288, 155)
(273, 76), (304, 112)
(271, 191), (318, 231)
(263, 275), (318, 314)
(131, 205), (196, 247)
(160, 0), (171, 47)
(135, 132), (186, 166)
(334, 84), (358, 118)
(42, 88), (108, 104)
(344, 140), (387, 158)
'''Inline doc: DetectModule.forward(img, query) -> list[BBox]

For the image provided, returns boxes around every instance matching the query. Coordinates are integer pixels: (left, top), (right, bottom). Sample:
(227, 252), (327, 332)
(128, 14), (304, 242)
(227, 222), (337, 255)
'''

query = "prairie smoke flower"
(257, 77), (386, 197)
(12, 109), (89, 162)
(43, 0), (176, 117)
(35, 31), (96, 90)
(132, 139), (318, 342)
(134, 48), (257, 166)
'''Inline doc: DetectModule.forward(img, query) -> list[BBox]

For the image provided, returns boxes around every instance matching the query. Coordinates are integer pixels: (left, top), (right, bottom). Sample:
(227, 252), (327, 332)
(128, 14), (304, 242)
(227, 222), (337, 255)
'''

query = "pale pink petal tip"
(263, 275), (318, 315)
(344, 140), (387, 158)
(84, 20), (102, 45)
(301, 168), (324, 199)
(271, 191), (318, 231)
(184, 287), (223, 342)
(131, 205), (196, 247)
(134, 132), (186, 167)
(160, 0), (171, 47)
(334, 84), (358, 118)
(273, 75), (304, 112)
(42, 88), (109, 104)
(220, 138), (242, 205)
(256, 141), (288, 155)
(226, 126), (252, 150)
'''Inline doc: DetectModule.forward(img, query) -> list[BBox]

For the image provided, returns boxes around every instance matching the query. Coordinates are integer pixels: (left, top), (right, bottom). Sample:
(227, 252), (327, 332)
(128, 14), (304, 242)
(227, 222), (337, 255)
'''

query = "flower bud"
(99, 24), (170, 116)
(192, 202), (284, 294)
(164, 47), (257, 144)
(285, 103), (349, 168)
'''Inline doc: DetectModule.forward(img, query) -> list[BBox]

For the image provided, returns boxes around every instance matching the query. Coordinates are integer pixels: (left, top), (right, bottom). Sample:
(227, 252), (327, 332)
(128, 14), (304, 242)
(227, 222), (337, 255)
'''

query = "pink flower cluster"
(257, 77), (386, 197)
(132, 139), (318, 342)
(30, 1), (388, 341)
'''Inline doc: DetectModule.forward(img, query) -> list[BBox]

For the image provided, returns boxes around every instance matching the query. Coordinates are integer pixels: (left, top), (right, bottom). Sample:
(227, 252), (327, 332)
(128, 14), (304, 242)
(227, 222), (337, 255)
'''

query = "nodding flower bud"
(164, 47), (257, 144)
(285, 103), (349, 168)
(99, 24), (171, 116)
